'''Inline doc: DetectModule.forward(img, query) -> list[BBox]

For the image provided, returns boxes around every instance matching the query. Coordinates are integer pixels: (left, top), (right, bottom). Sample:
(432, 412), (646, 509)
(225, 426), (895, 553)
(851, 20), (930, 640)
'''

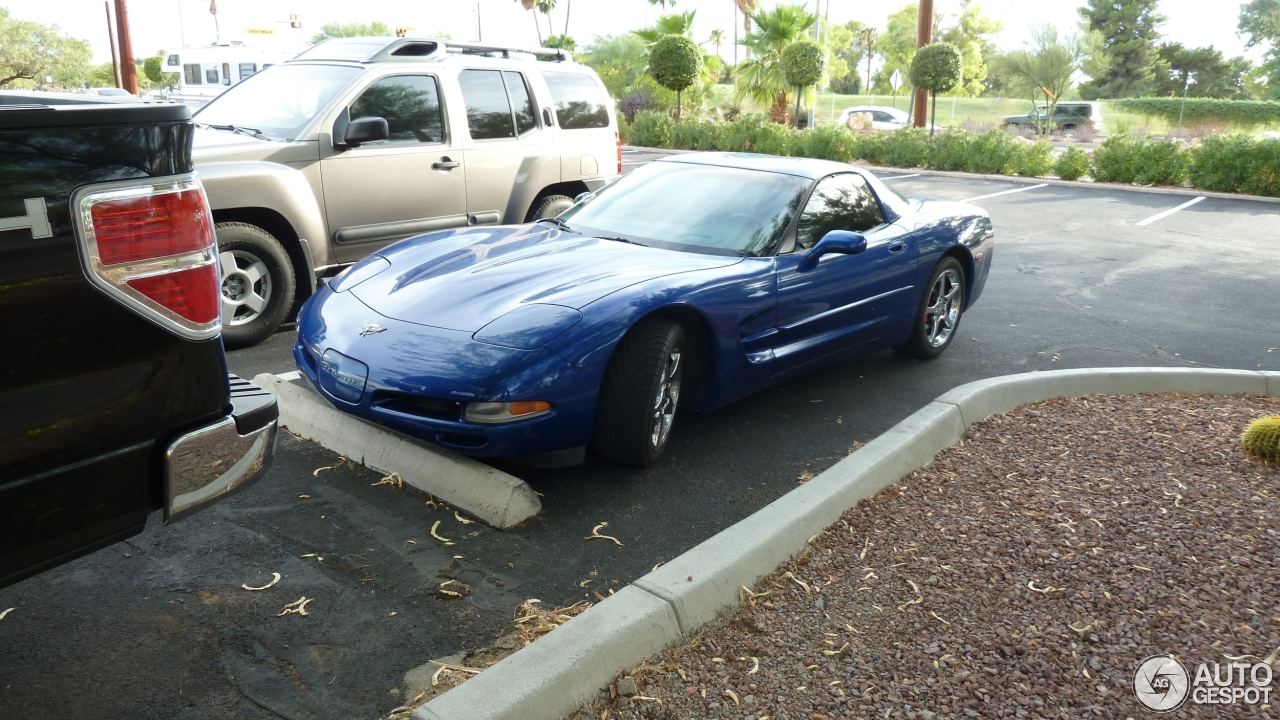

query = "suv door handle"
(888, 241), (907, 254)
(433, 158), (461, 170)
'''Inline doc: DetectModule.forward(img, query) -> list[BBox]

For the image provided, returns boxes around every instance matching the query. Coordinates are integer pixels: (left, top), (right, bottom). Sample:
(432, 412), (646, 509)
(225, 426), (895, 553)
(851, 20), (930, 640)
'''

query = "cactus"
(1241, 415), (1280, 461)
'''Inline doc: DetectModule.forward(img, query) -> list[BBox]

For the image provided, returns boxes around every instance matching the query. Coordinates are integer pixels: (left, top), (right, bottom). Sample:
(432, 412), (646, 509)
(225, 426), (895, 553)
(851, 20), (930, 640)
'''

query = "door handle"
(433, 158), (461, 170)
(888, 241), (907, 254)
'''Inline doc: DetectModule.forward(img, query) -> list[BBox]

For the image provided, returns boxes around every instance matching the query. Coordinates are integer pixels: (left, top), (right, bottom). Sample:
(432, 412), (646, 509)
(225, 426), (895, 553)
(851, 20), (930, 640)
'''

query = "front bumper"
(164, 375), (278, 523)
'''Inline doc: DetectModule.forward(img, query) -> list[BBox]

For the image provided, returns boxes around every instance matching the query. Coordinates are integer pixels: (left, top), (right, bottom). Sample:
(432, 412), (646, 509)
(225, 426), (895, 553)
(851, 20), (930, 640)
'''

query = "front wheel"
(529, 194), (575, 221)
(894, 257), (965, 360)
(591, 318), (686, 467)
(215, 222), (296, 350)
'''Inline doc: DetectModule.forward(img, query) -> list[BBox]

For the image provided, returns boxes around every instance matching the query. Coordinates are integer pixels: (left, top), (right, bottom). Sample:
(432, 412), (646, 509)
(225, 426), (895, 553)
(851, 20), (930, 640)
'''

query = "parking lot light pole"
(1176, 72), (1195, 136)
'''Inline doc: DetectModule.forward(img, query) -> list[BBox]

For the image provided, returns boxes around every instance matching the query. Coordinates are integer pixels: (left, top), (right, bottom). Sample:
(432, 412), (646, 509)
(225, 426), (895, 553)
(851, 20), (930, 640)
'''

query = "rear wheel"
(894, 257), (965, 360)
(215, 222), (296, 350)
(529, 194), (574, 221)
(591, 318), (686, 467)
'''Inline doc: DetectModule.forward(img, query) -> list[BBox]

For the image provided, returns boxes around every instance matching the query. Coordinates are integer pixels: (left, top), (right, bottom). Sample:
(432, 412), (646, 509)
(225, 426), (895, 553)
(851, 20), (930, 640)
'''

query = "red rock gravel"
(571, 393), (1280, 720)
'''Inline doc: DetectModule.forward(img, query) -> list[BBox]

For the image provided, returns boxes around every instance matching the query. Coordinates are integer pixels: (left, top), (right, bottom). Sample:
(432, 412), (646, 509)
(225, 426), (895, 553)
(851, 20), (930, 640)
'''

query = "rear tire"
(215, 222), (296, 350)
(591, 318), (686, 468)
(529, 194), (574, 221)
(894, 257), (965, 360)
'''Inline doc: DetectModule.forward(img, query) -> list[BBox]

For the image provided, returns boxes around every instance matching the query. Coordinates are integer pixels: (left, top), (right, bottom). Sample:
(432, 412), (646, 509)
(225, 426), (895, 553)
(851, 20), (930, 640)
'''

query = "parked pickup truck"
(0, 94), (278, 589)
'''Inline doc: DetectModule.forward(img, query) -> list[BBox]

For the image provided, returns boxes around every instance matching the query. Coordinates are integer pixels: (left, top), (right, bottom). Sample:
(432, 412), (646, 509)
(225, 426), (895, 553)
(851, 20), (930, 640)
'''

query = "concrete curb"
(417, 367), (1279, 720)
(252, 374), (540, 529)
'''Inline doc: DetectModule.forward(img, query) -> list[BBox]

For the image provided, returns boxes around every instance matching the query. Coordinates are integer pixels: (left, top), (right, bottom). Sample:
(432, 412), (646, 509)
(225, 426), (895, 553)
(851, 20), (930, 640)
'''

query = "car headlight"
(464, 401), (552, 424)
(472, 303), (582, 350)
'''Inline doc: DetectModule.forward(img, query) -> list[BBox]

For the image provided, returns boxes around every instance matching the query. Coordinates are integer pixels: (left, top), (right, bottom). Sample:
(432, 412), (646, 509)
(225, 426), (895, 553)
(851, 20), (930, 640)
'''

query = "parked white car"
(837, 105), (940, 132)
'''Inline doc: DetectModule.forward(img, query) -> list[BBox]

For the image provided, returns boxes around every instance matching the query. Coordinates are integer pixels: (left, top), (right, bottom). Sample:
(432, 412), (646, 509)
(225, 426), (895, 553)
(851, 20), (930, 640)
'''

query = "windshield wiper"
(535, 217), (573, 232)
(596, 235), (647, 247)
(198, 123), (269, 140)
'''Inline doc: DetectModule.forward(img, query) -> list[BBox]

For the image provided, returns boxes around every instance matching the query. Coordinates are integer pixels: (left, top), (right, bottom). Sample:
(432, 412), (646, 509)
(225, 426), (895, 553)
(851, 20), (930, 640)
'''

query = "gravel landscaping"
(570, 393), (1280, 720)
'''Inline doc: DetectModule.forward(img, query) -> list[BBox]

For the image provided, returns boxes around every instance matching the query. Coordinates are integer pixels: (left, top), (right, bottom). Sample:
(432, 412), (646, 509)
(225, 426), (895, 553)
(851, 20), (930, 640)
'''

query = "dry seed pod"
(1241, 415), (1280, 461)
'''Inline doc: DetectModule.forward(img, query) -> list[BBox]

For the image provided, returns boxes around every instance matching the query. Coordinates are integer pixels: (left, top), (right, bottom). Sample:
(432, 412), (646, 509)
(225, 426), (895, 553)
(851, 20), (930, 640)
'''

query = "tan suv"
(191, 37), (621, 347)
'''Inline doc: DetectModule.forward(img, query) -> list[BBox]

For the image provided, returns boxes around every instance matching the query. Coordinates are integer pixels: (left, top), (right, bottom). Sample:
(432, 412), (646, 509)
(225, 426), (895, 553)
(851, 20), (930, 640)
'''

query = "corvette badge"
(359, 322), (387, 336)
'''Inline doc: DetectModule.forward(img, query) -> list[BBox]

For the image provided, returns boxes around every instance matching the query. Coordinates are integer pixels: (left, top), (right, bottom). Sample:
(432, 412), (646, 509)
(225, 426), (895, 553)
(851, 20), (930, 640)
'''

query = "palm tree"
(515, 0), (541, 44)
(708, 29), (725, 58)
(734, 0), (760, 62)
(647, 0), (675, 10)
(733, 3), (816, 124)
(537, 0), (557, 41)
(633, 10), (697, 44)
(563, 0), (571, 35)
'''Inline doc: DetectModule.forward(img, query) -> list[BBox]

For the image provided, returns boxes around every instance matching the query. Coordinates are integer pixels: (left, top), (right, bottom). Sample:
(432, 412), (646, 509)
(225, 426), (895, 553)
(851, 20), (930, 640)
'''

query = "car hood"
(191, 128), (319, 164)
(350, 225), (741, 332)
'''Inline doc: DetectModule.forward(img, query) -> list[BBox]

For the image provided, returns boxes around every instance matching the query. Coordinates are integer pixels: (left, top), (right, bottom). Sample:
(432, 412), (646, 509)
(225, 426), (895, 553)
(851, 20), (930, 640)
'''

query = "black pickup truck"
(0, 94), (278, 589)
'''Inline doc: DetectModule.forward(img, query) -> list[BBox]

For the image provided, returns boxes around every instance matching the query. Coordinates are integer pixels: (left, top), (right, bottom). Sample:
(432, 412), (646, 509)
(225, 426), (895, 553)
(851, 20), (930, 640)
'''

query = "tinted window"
(167, 54), (180, 67)
(459, 69), (514, 140)
(239, 63), (257, 80)
(184, 64), (202, 85)
(503, 71), (537, 135)
(543, 71), (609, 129)
(221, 63), (231, 86)
(795, 174), (885, 250)
(349, 75), (444, 144)
(205, 67), (219, 84)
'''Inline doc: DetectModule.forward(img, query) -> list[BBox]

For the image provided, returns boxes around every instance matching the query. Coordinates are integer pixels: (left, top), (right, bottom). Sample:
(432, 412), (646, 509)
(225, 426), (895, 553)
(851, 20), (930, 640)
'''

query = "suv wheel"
(215, 222), (296, 350)
(529, 195), (574, 221)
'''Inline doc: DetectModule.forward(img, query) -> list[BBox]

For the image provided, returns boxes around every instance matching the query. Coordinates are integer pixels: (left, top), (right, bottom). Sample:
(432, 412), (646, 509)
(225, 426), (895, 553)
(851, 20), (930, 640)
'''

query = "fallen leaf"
(277, 596), (313, 617)
(748, 657), (760, 674)
(0, 608), (14, 621)
(454, 511), (475, 526)
(430, 521), (455, 546)
(372, 472), (403, 489)
(584, 522), (624, 546)
(298, 494), (312, 499)
(312, 466), (333, 477)
(242, 572), (281, 592)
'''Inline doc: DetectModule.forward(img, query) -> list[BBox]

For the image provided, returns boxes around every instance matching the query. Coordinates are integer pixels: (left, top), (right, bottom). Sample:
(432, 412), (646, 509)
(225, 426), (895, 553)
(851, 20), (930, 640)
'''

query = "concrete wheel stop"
(252, 373), (541, 529)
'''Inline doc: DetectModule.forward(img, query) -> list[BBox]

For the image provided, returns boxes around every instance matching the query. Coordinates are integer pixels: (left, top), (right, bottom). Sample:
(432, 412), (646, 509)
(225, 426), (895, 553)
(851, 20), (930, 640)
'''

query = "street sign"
(890, 69), (902, 92)
(244, 27), (276, 35)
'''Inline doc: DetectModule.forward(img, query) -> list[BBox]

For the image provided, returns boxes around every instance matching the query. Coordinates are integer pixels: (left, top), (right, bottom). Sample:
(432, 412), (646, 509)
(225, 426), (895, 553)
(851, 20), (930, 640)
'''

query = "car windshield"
(557, 162), (810, 257)
(194, 63), (361, 141)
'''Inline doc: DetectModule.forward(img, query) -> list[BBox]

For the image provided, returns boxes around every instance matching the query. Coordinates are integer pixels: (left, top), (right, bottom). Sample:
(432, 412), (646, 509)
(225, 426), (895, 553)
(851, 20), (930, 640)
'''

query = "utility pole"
(106, 2), (122, 89)
(114, 0), (138, 95)
(807, 0), (819, 130)
(477, 1), (482, 42)
(912, 0), (933, 128)
(178, 0), (186, 48)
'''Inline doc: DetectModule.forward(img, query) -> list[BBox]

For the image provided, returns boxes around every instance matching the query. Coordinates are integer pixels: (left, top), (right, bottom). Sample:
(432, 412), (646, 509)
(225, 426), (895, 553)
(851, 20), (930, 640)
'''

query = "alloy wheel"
(220, 250), (272, 326)
(650, 350), (682, 448)
(924, 269), (962, 347)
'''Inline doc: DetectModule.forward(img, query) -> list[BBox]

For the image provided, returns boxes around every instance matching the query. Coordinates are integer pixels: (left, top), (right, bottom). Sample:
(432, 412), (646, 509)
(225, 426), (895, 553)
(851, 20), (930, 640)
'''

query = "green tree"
(1240, 0), (1280, 99)
(543, 35), (576, 53)
(734, 3), (817, 123)
(310, 21), (392, 45)
(938, 0), (1001, 97)
(781, 39), (825, 128)
(0, 7), (91, 88)
(634, 11), (696, 43)
(648, 0), (675, 9)
(144, 51), (178, 88)
(1077, 0), (1166, 99)
(1154, 44), (1249, 99)
(909, 42), (962, 134)
(582, 33), (649, 100)
(649, 34), (701, 121)
(999, 26), (1085, 135)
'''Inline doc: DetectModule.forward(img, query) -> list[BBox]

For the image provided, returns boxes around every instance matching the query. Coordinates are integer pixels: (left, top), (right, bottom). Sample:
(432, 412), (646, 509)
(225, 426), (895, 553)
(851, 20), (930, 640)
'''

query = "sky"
(16, 0), (1265, 68)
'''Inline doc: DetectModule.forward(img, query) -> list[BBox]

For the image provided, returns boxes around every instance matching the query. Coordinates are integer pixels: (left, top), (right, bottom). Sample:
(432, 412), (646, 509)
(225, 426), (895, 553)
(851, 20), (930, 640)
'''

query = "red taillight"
(615, 131), (623, 175)
(74, 175), (222, 340)
(92, 189), (213, 265)
(127, 265), (221, 324)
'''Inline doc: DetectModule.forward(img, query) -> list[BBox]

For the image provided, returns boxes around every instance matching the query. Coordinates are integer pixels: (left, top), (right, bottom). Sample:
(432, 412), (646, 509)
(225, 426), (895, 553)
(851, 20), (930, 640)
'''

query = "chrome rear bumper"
(164, 375), (278, 523)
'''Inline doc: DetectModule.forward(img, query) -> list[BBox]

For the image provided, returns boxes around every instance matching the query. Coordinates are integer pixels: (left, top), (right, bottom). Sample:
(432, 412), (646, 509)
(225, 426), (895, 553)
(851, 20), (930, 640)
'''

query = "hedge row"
(621, 111), (1280, 197)
(1113, 97), (1280, 128)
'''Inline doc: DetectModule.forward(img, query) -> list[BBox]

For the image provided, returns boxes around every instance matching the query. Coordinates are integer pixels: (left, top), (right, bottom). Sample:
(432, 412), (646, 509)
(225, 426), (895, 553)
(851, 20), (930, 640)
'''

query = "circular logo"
(1133, 655), (1190, 712)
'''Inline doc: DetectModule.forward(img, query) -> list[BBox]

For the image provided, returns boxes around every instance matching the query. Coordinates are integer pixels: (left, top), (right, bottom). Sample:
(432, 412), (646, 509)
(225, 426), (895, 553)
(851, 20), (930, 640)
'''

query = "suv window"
(504, 71), (537, 135)
(349, 75), (445, 144)
(543, 71), (609, 129)
(239, 63), (257, 80)
(206, 67), (219, 84)
(185, 64), (202, 85)
(795, 174), (884, 250)
(459, 69), (516, 140)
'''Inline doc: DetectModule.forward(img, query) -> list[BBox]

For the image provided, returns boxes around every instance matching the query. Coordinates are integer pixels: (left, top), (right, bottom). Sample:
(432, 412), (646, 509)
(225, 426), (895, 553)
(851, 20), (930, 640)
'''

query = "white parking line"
(275, 370), (301, 381)
(879, 173), (922, 180)
(1135, 196), (1206, 226)
(962, 183), (1049, 202)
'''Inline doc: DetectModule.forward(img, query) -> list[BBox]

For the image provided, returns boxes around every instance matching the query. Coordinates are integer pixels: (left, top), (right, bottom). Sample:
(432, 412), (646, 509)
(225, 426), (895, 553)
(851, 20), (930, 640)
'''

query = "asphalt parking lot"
(2, 158), (1278, 720)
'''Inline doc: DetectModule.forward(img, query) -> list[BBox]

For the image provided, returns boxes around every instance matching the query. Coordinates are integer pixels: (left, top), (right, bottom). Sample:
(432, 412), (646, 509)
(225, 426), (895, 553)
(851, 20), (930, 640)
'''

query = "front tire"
(529, 194), (574, 221)
(894, 257), (965, 360)
(591, 318), (686, 468)
(215, 222), (296, 350)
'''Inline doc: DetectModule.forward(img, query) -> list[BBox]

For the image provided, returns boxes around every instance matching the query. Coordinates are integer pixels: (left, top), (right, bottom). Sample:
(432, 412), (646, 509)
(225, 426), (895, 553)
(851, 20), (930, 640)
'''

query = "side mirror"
(801, 230), (866, 267)
(343, 116), (389, 147)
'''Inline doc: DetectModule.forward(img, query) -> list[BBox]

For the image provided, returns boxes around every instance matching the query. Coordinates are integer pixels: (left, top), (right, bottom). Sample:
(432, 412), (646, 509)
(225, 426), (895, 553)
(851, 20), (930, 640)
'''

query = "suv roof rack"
(290, 37), (572, 64)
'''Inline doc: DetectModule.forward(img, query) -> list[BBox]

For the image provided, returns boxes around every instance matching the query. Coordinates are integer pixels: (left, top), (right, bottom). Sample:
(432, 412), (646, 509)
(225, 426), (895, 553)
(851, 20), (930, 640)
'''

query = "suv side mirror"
(802, 230), (866, 267)
(344, 116), (389, 147)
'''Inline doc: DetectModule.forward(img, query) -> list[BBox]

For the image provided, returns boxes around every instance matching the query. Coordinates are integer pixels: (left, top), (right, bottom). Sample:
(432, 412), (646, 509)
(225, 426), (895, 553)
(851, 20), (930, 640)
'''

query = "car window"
(205, 67), (219, 84)
(873, 111), (891, 122)
(794, 173), (885, 251)
(459, 69), (515, 140)
(349, 74), (445, 144)
(239, 63), (257, 81)
(503, 71), (537, 135)
(184, 64), (201, 85)
(542, 71), (610, 129)
(195, 63), (362, 141)
(222, 63), (232, 86)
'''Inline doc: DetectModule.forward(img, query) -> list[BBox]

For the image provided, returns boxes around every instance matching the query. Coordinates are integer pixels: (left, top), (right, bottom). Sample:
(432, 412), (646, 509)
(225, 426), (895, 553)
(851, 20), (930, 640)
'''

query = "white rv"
(162, 45), (294, 107)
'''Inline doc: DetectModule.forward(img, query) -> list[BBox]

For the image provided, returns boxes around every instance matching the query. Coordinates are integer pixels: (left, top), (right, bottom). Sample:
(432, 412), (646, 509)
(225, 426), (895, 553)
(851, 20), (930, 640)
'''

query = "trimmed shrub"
(796, 125), (858, 162)
(670, 120), (722, 151)
(718, 114), (795, 156)
(628, 111), (674, 149)
(1092, 135), (1139, 183)
(857, 127), (931, 168)
(1015, 141), (1055, 178)
(1054, 146), (1091, 181)
(926, 130), (972, 172)
(1093, 136), (1190, 186)
(965, 130), (1021, 175)
(1114, 97), (1280, 129)
(1189, 135), (1280, 197)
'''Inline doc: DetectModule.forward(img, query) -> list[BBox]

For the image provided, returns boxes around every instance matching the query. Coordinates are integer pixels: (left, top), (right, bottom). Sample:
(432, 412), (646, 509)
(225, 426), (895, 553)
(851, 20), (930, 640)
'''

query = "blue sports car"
(294, 153), (993, 467)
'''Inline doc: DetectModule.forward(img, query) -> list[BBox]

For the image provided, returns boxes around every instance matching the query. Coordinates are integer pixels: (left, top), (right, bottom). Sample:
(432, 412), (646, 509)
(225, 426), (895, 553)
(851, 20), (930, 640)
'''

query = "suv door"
(457, 69), (551, 225)
(772, 173), (917, 372)
(321, 73), (467, 263)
